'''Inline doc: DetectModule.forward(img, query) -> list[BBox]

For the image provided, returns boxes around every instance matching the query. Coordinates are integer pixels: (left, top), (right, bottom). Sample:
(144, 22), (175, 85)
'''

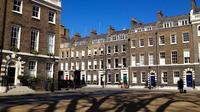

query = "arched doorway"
(186, 71), (193, 87)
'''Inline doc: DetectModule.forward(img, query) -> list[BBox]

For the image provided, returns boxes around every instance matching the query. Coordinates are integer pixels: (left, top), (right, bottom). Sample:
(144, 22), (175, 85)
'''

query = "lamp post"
(51, 56), (59, 92)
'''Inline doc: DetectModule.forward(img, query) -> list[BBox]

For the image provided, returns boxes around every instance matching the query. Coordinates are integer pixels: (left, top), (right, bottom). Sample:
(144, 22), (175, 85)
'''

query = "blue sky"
(61, 0), (193, 37)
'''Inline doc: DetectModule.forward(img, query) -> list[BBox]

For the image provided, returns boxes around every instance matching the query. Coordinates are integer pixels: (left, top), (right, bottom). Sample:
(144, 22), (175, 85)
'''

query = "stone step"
(7, 86), (35, 94)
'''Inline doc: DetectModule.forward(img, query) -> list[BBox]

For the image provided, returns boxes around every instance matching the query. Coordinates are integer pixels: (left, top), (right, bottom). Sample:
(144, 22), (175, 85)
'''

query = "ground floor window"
(173, 71), (180, 84)
(107, 74), (112, 83)
(141, 72), (146, 83)
(162, 72), (168, 84)
(29, 61), (37, 77)
(132, 72), (137, 83)
(115, 74), (120, 83)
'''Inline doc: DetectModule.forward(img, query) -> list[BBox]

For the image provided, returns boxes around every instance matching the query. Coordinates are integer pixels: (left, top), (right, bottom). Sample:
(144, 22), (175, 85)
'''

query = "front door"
(123, 74), (128, 84)
(186, 73), (193, 87)
(150, 76), (156, 87)
(7, 67), (15, 86)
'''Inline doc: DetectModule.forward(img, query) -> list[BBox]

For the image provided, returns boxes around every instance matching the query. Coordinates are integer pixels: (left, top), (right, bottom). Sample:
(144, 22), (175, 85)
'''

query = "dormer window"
(163, 21), (174, 28)
(178, 19), (189, 26)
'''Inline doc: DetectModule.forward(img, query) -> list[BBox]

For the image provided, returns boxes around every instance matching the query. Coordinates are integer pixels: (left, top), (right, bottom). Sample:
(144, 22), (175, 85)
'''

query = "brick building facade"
(0, 0), (62, 89)
(59, 0), (200, 89)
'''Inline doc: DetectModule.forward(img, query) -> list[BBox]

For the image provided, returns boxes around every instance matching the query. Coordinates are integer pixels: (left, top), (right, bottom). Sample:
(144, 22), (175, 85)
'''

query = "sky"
(61, 0), (194, 37)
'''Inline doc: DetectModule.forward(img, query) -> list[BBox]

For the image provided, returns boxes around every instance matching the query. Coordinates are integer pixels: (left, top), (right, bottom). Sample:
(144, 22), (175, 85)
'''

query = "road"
(0, 88), (200, 112)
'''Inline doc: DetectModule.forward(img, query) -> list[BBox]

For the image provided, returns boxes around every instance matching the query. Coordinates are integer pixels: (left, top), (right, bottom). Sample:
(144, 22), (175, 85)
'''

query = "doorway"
(123, 74), (128, 84)
(7, 67), (15, 86)
(150, 73), (156, 87)
(186, 71), (193, 87)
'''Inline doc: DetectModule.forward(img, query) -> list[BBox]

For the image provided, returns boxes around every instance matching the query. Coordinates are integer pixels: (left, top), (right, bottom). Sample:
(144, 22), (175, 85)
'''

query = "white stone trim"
(129, 63), (200, 67)
(31, 0), (61, 11)
(183, 68), (195, 87)
(3, 50), (59, 59)
(147, 70), (157, 86)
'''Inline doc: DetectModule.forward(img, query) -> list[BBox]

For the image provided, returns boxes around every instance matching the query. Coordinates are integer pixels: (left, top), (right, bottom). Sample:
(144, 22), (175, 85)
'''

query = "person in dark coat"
(178, 78), (184, 93)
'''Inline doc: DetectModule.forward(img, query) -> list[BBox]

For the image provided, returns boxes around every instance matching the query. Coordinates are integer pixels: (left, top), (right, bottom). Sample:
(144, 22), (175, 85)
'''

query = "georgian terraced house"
(0, 0), (62, 90)
(59, 0), (200, 89)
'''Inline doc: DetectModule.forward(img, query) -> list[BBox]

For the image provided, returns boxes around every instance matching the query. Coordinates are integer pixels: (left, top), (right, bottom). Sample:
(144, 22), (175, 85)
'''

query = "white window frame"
(88, 61), (92, 70)
(12, 0), (23, 14)
(71, 51), (74, 57)
(141, 72), (146, 83)
(76, 62), (79, 70)
(60, 63), (64, 71)
(107, 74), (112, 83)
(148, 53), (154, 65)
(184, 50), (190, 64)
(76, 51), (79, 57)
(139, 39), (144, 47)
(46, 63), (53, 78)
(159, 36), (165, 45)
(65, 63), (68, 70)
(131, 40), (136, 48)
(11, 25), (21, 49)
(48, 11), (56, 24)
(171, 51), (178, 64)
(71, 62), (74, 70)
(132, 55), (136, 66)
(170, 34), (177, 44)
(93, 60), (97, 69)
(32, 5), (40, 19)
(29, 61), (37, 77)
(132, 72), (137, 84)
(93, 49), (97, 55)
(48, 34), (55, 54)
(148, 38), (153, 47)
(159, 52), (166, 65)
(140, 54), (145, 66)
(161, 72), (168, 84)
(107, 59), (111, 69)
(82, 50), (85, 57)
(173, 71), (180, 84)
(182, 32), (189, 43)
(81, 62), (85, 70)
(31, 30), (39, 52)
(115, 74), (120, 83)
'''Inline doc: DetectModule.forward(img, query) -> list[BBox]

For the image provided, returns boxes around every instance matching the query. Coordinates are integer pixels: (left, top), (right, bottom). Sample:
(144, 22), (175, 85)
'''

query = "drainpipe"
(0, 0), (8, 83)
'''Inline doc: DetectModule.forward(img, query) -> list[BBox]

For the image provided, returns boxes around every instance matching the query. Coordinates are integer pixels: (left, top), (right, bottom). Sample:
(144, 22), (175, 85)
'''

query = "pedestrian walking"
(178, 78), (184, 93)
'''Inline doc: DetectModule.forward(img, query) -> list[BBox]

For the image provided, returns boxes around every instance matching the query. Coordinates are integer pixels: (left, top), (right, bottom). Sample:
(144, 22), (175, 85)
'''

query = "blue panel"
(186, 75), (193, 87)
(150, 76), (156, 87)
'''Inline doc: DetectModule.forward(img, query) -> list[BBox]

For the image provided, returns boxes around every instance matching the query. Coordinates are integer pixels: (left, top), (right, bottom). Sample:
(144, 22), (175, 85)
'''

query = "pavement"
(0, 88), (200, 112)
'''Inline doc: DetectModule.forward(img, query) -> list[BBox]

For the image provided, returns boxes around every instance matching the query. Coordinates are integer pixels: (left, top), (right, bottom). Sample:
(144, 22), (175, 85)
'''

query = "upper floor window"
(107, 46), (111, 54)
(159, 36), (165, 45)
(82, 50), (85, 57)
(160, 52), (165, 65)
(114, 45), (118, 53)
(88, 49), (92, 56)
(30, 30), (39, 52)
(93, 49), (97, 55)
(100, 48), (104, 55)
(32, 6), (40, 19)
(178, 19), (189, 26)
(11, 25), (21, 49)
(148, 53), (154, 65)
(140, 54), (145, 66)
(13, 0), (23, 13)
(131, 40), (136, 48)
(49, 11), (56, 24)
(170, 34), (177, 44)
(122, 58), (127, 67)
(171, 51), (178, 64)
(182, 32), (189, 43)
(139, 39), (144, 47)
(122, 44), (126, 52)
(148, 38), (153, 46)
(184, 50), (190, 64)
(48, 34), (55, 54)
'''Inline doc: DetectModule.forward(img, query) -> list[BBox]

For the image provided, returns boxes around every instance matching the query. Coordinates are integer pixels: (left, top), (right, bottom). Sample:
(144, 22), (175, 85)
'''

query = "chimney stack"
(108, 26), (115, 35)
(90, 30), (97, 38)
(157, 10), (163, 21)
(192, 0), (198, 12)
(131, 18), (137, 27)
(73, 33), (81, 40)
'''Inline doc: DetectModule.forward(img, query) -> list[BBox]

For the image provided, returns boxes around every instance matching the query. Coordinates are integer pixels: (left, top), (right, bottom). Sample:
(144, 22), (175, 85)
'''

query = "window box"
(10, 46), (20, 52)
